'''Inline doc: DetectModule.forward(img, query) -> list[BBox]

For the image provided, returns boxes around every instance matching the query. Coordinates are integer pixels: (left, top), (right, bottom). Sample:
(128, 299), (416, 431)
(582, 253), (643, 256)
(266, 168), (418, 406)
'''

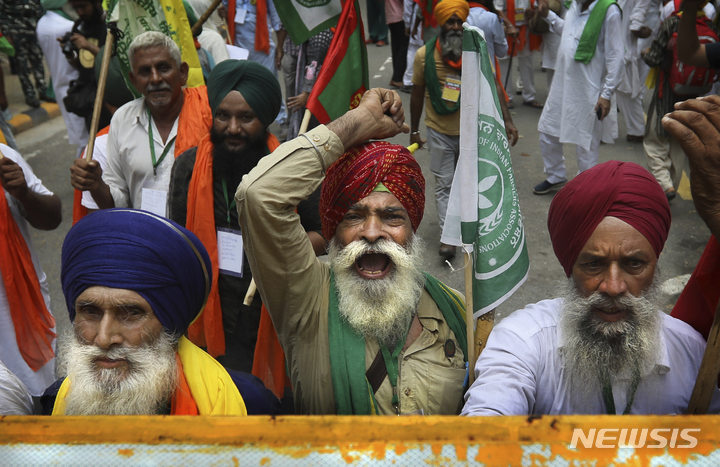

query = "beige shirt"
(412, 45), (461, 136)
(236, 126), (466, 415)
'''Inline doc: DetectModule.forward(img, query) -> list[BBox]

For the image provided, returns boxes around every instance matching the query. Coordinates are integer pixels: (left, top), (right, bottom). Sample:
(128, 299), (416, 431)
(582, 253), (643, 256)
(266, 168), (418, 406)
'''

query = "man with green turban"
(167, 59), (325, 373)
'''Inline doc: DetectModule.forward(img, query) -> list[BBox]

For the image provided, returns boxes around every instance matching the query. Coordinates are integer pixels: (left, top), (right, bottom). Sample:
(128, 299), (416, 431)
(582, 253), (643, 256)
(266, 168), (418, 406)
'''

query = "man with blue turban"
(168, 60), (325, 374)
(49, 208), (249, 415)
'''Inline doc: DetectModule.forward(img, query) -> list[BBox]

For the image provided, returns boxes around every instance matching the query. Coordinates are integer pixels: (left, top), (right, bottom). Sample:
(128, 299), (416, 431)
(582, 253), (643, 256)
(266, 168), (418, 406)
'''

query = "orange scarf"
(185, 132), (280, 357)
(72, 126), (111, 226)
(252, 303), (290, 399)
(170, 353), (200, 414)
(176, 86), (214, 157)
(0, 185), (56, 371)
(226, 0), (271, 55)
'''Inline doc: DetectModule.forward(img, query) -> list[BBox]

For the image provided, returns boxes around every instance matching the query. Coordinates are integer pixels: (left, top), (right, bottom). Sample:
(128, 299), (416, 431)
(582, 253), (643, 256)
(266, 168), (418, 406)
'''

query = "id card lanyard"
(379, 323), (412, 415)
(147, 107), (177, 179)
(222, 178), (237, 225)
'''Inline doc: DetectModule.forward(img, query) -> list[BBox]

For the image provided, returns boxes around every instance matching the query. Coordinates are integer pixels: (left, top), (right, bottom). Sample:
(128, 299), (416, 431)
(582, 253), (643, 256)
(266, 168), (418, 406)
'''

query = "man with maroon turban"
(236, 89), (469, 415)
(462, 160), (720, 415)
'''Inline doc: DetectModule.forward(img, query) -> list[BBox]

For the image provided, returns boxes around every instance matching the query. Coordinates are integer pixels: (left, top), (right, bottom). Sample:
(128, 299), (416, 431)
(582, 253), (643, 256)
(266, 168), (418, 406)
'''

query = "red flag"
(671, 236), (720, 340)
(413, 0), (438, 28)
(306, 0), (369, 124)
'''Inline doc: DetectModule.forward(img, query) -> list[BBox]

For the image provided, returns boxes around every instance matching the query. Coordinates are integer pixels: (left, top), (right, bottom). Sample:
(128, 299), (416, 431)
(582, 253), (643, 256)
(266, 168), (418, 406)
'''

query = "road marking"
(24, 150), (40, 160)
(374, 74), (382, 79)
(378, 56), (392, 72)
(661, 274), (692, 296)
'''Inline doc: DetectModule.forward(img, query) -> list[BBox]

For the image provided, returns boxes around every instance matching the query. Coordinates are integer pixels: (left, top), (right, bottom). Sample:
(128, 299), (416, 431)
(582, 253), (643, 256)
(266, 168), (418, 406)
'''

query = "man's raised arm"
(235, 89), (408, 340)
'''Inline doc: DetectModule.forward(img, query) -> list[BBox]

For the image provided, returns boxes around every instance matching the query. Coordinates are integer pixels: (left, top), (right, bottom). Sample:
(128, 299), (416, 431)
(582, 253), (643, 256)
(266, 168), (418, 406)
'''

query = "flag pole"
(192, 0), (223, 36)
(464, 251), (476, 385)
(85, 30), (114, 162)
(474, 310), (494, 360)
(298, 109), (312, 135)
(687, 300), (720, 414)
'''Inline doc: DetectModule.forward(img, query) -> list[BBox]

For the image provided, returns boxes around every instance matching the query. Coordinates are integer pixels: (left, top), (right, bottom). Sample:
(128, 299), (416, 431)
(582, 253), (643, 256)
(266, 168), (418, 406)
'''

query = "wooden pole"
(687, 300), (720, 414)
(243, 280), (257, 306)
(192, 0), (223, 36)
(464, 251), (476, 385)
(85, 30), (114, 162)
(298, 109), (312, 136)
(474, 310), (495, 360)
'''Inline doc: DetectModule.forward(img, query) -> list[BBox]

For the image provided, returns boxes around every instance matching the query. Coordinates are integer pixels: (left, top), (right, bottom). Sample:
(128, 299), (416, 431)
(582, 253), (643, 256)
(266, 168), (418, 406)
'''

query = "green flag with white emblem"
(441, 24), (529, 318)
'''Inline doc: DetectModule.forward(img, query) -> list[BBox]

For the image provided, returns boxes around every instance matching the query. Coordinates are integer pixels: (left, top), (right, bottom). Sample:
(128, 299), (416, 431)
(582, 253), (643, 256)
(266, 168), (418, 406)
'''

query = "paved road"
(10, 29), (711, 341)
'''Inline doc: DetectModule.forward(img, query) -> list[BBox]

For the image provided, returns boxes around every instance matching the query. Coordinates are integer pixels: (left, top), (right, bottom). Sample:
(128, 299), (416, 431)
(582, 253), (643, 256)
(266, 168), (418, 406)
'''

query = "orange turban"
(434, 0), (470, 26)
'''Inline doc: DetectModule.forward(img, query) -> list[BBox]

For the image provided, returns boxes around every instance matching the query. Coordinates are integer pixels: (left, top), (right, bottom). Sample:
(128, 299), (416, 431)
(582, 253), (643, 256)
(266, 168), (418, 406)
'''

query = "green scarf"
(328, 272), (467, 415)
(574, 0), (621, 64)
(424, 37), (461, 116)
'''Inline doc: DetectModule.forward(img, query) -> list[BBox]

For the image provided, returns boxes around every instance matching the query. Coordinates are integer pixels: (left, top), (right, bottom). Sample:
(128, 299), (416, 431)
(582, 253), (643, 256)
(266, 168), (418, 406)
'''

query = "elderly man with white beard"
(43, 208), (262, 416)
(463, 161), (720, 416)
(236, 88), (468, 415)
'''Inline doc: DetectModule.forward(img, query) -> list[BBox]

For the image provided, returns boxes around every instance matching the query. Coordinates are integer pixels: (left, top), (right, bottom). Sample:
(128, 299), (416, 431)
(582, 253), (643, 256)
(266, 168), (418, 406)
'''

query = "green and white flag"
(108, 0), (205, 95)
(274, 0), (343, 45)
(441, 24), (529, 318)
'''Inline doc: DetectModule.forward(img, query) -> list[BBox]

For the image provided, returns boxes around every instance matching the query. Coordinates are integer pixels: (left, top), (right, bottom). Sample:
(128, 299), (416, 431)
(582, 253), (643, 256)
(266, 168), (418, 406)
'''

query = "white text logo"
(570, 428), (700, 449)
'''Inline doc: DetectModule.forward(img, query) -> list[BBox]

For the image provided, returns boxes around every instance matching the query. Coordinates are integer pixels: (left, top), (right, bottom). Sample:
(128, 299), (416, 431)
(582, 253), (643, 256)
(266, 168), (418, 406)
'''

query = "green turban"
(207, 59), (282, 128)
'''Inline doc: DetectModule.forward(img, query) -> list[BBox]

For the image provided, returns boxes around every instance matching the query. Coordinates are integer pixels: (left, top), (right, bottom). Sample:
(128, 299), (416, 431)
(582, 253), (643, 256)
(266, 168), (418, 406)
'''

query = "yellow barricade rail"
(2, 415), (720, 465)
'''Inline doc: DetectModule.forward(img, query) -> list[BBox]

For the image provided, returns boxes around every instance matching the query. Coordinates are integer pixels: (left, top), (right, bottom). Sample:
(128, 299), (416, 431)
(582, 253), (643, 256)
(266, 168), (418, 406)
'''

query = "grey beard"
(59, 329), (179, 415)
(559, 278), (663, 404)
(439, 30), (463, 61)
(329, 236), (425, 347)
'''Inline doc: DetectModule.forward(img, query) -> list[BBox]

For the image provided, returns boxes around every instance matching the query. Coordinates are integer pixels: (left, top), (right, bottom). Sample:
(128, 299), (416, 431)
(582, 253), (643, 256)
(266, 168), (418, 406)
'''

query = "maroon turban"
(320, 141), (425, 240)
(547, 161), (671, 277)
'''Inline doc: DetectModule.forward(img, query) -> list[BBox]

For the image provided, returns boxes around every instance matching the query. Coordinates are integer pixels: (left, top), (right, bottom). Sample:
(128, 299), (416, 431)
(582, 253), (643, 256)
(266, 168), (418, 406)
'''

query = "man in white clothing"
(0, 145), (61, 400)
(36, 4), (88, 157)
(532, 0), (624, 195)
(616, 0), (659, 143)
(463, 161), (720, 416)
(69, 31), (211, 217)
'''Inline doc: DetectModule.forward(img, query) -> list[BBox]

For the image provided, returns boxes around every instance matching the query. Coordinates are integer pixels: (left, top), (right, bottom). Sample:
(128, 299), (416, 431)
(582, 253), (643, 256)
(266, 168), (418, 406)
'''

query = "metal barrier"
(2, 415), (720, 465)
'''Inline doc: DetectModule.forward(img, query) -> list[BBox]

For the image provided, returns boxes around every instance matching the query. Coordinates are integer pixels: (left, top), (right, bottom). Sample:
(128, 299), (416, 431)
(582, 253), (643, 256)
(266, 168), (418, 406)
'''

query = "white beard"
(59, 330), (179, 415)
(559, 278), (663, 402)
(329, 237), (425, 347)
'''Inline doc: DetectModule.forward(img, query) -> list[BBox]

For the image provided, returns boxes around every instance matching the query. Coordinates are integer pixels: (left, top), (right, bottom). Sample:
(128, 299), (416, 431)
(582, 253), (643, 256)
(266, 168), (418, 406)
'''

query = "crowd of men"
(3, 0), (720, 423)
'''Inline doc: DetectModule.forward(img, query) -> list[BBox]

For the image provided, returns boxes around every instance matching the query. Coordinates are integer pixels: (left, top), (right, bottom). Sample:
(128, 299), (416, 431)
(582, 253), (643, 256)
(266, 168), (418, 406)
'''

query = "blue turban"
(61, 209), (212, 336)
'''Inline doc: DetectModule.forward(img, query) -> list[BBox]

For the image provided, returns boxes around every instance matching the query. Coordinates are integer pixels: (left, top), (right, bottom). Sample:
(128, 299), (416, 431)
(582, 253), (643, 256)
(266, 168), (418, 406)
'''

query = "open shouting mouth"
(355, 252), (392, 279)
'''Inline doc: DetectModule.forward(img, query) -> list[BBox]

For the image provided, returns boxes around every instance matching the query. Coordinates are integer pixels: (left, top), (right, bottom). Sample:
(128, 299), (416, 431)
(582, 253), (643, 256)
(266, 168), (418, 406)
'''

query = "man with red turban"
(236, 89), (469, 415)
(463, 160), (720, 415)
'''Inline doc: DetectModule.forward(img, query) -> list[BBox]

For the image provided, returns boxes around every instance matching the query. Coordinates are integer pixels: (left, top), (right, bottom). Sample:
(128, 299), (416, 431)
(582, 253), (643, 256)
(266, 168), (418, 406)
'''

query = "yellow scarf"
(52, 336), (247, 415)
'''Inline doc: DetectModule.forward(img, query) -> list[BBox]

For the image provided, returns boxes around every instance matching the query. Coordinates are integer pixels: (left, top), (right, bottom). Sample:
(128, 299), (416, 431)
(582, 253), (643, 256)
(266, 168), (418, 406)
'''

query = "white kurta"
(537, 0), (624, 151)
(0, 145), (56, 397)
(36, 11), (89, 148)
(80, 133), (108, 210)
(462, 298), (720, 416)
(0, 359), (33, 414)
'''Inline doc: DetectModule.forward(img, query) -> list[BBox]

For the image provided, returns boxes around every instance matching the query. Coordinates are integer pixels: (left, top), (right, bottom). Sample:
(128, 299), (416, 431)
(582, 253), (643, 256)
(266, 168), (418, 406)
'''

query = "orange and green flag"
(306, 0), (368, 124)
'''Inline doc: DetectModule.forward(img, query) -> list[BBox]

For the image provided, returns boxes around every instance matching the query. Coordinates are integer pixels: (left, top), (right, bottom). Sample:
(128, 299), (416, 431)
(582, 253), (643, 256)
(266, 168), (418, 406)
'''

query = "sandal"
(522, 100), (544, 109)
(507, 99), (514, 109)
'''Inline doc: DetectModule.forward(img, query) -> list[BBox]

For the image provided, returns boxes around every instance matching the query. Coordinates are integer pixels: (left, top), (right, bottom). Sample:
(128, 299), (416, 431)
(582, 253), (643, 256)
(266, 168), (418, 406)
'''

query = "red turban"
(320, 141), (425, 240)
(548, 161), (671, 277)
